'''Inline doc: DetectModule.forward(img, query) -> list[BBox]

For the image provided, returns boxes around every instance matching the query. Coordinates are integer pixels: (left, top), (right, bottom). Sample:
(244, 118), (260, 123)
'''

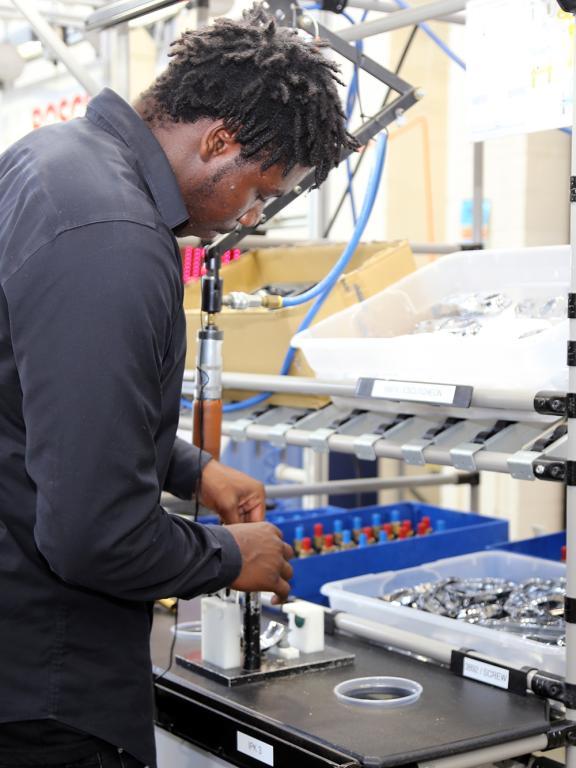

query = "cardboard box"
(184, 240), (415, 408)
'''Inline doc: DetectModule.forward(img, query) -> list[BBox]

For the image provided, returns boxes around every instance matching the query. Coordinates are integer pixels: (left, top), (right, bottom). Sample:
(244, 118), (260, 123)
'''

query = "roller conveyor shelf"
(214, 400), (567, 483)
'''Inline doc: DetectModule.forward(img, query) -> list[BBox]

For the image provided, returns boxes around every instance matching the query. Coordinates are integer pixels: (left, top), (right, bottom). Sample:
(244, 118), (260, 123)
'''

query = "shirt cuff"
(186, 523), (242, 597)
(164, 437), (213, 500)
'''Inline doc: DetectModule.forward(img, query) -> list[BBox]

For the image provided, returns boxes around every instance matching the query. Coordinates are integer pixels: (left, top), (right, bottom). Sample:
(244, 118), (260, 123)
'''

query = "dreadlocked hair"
(141, 4), (359, 186)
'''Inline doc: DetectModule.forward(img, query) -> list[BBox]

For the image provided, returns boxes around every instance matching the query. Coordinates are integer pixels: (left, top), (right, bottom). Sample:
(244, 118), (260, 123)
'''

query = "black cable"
(155, 299), (207, 683)
(323, 25), (419, 238)
(154, 599), (180, 683)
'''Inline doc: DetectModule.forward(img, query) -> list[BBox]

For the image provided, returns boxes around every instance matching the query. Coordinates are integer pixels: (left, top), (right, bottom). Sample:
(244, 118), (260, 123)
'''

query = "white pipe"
(418, 735), (549, 768)
(337, 0), (467, 41)
(334, 612), (453, 665)
(9, 0), (102, 96)
(265, 471), (473, 498)
(346, 0), (465, 22)
(274, 463), (307, 484)
(183, 372), (549, 413)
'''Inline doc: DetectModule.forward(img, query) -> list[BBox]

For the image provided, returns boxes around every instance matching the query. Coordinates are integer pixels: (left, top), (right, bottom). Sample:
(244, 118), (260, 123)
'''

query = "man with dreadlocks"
(0, 5), (356, 768)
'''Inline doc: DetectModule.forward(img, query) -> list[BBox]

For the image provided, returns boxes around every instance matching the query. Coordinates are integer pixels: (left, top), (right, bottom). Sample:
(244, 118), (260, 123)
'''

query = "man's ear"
(199, 121), (238, 162)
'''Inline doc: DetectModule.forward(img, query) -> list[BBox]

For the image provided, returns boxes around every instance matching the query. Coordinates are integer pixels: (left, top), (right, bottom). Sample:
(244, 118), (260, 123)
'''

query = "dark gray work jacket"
(0, 88), (241, 767)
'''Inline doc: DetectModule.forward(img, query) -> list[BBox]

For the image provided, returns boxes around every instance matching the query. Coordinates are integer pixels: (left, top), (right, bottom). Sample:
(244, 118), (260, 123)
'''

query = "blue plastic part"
(275, 502), (508, 605)
(378, 530), (388, 544)
(353, 515), (363, 532)
(358, 532), (369, 547)
(334, 519), (343, 533)
(295, 525), (305, 541)
(390, 509), (401, 522)
(489, 531), (566, 562)
(371, 512), (382, 528)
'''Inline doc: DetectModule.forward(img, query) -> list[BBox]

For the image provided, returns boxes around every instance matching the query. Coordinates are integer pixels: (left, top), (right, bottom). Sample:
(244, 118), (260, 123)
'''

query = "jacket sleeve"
(164, 437), (212, 499)
(3, 220), (241, 601)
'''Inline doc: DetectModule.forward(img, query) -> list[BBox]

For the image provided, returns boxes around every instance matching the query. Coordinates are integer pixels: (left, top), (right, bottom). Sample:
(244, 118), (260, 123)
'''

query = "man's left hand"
(199, 460), (266, 524)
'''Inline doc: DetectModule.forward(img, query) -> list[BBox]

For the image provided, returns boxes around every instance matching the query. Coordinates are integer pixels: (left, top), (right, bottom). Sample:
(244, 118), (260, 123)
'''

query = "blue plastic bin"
(197, 505), (344, 528)
(490, 531), (566, 562)
(279, 502), (509, 605)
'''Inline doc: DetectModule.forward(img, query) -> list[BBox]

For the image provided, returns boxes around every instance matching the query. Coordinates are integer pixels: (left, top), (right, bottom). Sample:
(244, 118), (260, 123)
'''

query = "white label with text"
(463, 658), (510, 689)
(371, 379), (457, 405)
(237, 731), (274, 766)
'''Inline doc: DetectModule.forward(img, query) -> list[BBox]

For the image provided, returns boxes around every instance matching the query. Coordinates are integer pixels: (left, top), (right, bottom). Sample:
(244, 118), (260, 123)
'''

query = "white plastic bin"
(321, 551), (566, 675)
(293, 246), (569, 390)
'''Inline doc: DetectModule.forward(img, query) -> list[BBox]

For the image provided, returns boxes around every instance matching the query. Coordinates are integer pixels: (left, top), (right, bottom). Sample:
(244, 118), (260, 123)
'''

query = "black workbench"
(152, 610), (553, 768)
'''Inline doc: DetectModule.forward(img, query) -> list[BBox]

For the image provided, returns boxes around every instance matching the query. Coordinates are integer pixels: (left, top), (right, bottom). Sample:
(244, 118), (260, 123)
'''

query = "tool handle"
(193, 399), (223, 460)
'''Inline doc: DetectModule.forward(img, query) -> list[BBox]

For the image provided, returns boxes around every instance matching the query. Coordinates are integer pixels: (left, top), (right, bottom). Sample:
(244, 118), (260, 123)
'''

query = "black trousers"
(0, 746), (146, 768)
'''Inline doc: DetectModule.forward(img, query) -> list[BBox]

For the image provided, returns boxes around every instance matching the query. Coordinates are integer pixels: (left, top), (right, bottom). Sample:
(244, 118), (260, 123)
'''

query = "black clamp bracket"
(533, 458), (566, 483)
(452, 650), (576, 714)
(547, 720), (576, 750)
(534, 392), (567, 417)
(321, 0), (348, 12)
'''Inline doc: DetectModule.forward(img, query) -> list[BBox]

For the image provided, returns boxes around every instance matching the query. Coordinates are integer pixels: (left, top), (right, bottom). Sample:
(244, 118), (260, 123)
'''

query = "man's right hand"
(227, 522), (294, 604)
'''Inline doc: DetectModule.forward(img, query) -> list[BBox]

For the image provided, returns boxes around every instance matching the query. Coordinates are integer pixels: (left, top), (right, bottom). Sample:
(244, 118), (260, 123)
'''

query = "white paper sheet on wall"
(467, 0), (574, 140)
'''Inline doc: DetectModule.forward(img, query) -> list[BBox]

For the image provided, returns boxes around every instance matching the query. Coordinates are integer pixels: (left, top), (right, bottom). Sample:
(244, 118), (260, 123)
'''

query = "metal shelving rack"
(182, 372), (568, 485)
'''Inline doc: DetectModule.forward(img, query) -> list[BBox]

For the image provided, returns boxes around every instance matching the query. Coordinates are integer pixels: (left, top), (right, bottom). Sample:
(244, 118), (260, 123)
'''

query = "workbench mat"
(152, 612), (551, 767)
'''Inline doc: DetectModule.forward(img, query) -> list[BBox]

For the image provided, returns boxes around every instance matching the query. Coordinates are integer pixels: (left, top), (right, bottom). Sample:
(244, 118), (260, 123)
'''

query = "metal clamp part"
(449, 442), (485, 471)
(266, 422), (295, 447)
(401, 438), (432, 466)
(309, 427), (338, 453)
(507, 451), (540, 481)
(227, 418), (254, 442)
(353, 433), (385, 461)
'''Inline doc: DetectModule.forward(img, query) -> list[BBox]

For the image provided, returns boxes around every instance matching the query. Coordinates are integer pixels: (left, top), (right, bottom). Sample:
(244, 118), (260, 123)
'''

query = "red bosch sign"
(31, 94), (89, 129)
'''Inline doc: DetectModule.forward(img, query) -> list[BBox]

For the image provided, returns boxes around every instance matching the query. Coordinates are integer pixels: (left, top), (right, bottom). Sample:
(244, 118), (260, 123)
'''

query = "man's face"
(178, 153), (310, 240)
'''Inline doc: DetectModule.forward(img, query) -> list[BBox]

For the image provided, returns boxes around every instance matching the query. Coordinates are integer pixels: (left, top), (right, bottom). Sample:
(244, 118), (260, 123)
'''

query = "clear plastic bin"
(321, 551), (566, 675)
(293, 246), (569, 391)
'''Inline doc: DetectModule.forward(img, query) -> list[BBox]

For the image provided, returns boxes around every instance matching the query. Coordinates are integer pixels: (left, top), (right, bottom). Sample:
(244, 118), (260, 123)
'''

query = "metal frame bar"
(9, 0), (102, 95)
(337, 0), (467, 41)
(264, 470), (476, 497)
(85, 0), (186, 31)
(346, 0), (466, 23)
(472, 142), (484, 245)
(565, 5), (576, 766)
(182, 371), (559, 414)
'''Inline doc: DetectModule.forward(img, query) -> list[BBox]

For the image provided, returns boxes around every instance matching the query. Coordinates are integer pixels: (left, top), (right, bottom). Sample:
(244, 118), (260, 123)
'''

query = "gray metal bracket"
(401, 420), (465, 466)
(507, 451), (540, 481)
(401, 437), (434, 466)
(309, 427), (339, 453)
(266, 410), (309, 447)
(353, 432), (385, 461)
(227, 418), (255, 442)
(449, 441), (486, 471)
(353, 416), (414, 460)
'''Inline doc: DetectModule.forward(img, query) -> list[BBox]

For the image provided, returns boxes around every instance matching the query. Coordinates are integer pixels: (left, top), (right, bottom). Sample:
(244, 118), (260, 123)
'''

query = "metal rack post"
(560, 2), (576, 765)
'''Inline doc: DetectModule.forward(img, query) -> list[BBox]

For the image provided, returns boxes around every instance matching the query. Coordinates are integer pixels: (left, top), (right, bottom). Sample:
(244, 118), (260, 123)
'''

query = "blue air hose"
(222, 132), (388, 413)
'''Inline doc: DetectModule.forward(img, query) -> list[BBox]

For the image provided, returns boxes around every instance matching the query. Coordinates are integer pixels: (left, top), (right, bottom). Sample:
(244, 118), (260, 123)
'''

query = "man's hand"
(199, 460), (265, 524)
(227, 522), (294, 604)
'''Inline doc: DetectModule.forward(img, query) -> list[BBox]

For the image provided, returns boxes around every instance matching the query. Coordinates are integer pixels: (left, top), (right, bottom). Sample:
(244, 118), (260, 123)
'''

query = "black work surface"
(152, 611), (551, 768)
